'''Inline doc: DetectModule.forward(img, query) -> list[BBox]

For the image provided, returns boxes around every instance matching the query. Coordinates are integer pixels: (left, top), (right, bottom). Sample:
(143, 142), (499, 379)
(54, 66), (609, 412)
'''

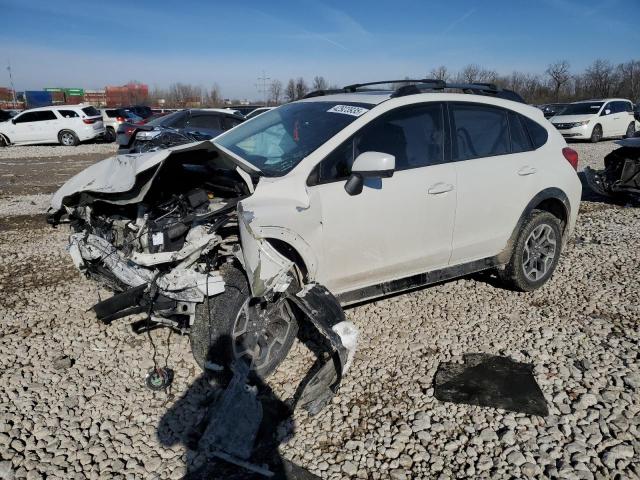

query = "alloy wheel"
(231, 298), (295, 372)
(60, 132), (75, 146)
(522, 224), (557, 282)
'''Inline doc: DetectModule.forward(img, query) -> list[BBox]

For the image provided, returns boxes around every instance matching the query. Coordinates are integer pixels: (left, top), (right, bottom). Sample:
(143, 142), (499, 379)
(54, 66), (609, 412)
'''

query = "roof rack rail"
(304, 79), (525, 103)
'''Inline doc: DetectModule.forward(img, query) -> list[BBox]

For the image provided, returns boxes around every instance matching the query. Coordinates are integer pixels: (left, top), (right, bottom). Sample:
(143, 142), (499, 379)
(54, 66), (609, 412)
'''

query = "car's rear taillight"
(125, 126), (136, 135)
(83, 118), (97, 124)
(562, 147), (579, 170)
(116, 116), (125, 123)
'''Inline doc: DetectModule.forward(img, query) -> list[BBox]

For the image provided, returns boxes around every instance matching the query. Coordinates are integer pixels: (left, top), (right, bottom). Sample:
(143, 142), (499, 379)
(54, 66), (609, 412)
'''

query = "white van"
(550, 99), (637, 142)
(0, 105), (105, 146)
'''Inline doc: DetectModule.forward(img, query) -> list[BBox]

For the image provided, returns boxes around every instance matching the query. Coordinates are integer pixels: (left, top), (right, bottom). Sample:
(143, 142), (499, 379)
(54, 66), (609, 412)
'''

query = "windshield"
(561, 102), (604, 116)
(214, 101), (372, 176)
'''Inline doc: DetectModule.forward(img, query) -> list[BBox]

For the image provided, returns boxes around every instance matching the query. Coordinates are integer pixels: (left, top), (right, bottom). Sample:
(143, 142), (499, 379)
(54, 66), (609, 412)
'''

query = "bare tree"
(209, 83), (222, 107)
(285, 79), (296, 102)
(546, 60), (571, 101)
(429, 66), (450, 81)
(295, 77), (308, 100)
(617, 60), (640, 102)
(269, 79), (283, 105)
(312, 76), (328, 91)
(583, 59), (615, 98)
(459, 64), (481, 83)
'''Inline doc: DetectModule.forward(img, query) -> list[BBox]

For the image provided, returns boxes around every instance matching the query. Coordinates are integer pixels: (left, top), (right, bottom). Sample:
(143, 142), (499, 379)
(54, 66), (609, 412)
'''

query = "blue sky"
(0, 0), (637, 100)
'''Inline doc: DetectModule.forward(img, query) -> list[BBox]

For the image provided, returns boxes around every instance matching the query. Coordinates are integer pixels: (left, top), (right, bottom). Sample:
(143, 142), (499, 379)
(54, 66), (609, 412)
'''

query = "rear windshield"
(82, 106), (100, 117)
(146, 110), (184, 127)
(561, 102), (603, 115)
(215, 102), (372, 176)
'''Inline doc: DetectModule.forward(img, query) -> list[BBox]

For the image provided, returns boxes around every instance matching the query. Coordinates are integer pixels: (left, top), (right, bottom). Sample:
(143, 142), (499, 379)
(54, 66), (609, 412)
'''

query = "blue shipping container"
(25, 91), (53, 108)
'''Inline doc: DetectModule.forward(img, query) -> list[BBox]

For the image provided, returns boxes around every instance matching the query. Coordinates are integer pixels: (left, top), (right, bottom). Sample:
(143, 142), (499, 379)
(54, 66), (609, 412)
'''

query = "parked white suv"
(0, 105), (105, 147)
(550, 98), (637, 142)
(49, 80), (582, 404)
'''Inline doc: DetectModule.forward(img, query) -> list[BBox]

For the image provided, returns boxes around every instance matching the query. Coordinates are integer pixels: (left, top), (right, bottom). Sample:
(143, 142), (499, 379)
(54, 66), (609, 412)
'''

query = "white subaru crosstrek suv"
(550, 98), (637, 142)
(0, 104), (105, 147)
(49, 80), (582, 407)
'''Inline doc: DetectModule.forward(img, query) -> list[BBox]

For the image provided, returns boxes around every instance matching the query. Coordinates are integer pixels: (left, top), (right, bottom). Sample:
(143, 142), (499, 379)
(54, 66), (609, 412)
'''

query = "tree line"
(146, 58), (640, 108)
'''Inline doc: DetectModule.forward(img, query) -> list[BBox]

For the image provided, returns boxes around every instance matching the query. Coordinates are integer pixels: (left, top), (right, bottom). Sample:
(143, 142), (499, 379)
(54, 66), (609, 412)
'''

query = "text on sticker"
(327, 105), (369, 117)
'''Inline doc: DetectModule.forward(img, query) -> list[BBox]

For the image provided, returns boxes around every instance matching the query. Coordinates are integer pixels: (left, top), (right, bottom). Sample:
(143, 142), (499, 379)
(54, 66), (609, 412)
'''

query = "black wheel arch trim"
(498, 187), (571, 264)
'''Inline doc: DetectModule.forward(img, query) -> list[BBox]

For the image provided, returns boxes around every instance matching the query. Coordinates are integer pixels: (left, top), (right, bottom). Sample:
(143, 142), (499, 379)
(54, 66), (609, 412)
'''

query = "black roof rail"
(303, 89), (347, 99)
(343, 79), (445, 92)
(304, 79), (525, 103)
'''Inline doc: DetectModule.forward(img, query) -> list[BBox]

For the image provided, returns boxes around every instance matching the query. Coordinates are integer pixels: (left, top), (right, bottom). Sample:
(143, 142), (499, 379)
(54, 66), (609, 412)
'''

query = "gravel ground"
(0, 143), (117, 160)
(1, 140), (639, 479)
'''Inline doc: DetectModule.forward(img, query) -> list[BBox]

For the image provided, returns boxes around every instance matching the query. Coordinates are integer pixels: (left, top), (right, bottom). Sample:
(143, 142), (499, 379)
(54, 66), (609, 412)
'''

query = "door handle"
(517, 166), (537, 176)
(428, 182), (454, 195)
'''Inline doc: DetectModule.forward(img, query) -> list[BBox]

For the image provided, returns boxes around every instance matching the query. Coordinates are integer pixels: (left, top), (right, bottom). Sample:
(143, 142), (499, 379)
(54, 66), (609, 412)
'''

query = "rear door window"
(521, 117), (548, 149)
(451, 103), (509, 161)
(38, 110), (57, 121)
(508, 112), (533, 153)
(58, 110), (79, 118)
(81, 106), (100, 117)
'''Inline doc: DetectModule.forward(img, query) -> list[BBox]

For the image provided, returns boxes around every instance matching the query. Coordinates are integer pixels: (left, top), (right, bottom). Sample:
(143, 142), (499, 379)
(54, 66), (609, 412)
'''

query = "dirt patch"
(0, 214), (49, 232)
(0, 152), (112, 196)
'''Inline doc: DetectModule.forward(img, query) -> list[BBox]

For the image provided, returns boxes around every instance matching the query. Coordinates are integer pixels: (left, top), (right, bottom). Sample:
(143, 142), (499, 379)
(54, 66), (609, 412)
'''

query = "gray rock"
(342, 461), (357, 476)
(53, 355), (74, 370)
(601, 444), (634, 469)
(506, 451), (526, 466)
(0, 461), (15, 480)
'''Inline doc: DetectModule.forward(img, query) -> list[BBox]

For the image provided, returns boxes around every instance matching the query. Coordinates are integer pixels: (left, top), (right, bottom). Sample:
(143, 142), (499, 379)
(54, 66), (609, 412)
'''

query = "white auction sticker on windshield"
(327, 105), (369, 117)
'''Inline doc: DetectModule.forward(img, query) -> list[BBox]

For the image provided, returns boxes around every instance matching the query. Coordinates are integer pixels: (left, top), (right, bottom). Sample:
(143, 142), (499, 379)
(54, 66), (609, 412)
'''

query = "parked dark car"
(538, 103), (568, 119)
(0, 109), (14, 122)
(125, 105), (154, 119)
(117, 108), (244, 153)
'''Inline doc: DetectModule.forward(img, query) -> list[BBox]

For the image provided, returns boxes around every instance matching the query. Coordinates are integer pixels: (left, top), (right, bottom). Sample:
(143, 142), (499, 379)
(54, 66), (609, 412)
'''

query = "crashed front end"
(50, 142), (251, 332)
(49, 141), (357, 413)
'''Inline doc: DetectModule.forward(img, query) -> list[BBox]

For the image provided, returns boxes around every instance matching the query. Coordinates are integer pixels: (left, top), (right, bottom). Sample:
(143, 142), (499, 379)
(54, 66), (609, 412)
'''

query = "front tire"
(499, 210), (562, 292)
(590, 124), (602, 143)
(190, 264), (298, 378)
(58, 130), (79, 146)
(0, 134), (8, 147)
(624, 122), (635, 139)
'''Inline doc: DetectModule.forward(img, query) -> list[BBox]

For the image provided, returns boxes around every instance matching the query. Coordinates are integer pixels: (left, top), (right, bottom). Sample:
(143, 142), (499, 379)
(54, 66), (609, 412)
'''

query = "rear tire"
(590, 124), (602, 143)
(498, 210), (562, 292)
(190, 264), (298, 378)
(58, 130), (79, 146)
(105, 127), (116, 143)
(624, 122), (635, 139)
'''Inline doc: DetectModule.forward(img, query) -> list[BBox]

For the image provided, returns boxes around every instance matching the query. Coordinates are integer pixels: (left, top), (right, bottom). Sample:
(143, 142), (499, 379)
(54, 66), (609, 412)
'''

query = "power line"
(255, 70), (271, 105)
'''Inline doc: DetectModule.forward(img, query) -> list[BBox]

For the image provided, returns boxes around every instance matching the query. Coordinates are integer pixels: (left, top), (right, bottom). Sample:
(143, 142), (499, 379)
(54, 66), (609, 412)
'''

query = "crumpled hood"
(50, 140), (257, 211)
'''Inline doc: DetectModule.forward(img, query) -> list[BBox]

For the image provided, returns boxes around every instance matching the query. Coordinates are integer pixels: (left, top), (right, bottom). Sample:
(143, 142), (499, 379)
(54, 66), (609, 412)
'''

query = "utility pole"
(256, 70), (270, 106)
(7, 60), (17, 108)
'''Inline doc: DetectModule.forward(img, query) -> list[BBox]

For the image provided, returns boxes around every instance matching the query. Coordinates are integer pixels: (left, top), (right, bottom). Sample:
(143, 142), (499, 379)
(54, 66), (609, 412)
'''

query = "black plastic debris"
(434, 354), (548, 416)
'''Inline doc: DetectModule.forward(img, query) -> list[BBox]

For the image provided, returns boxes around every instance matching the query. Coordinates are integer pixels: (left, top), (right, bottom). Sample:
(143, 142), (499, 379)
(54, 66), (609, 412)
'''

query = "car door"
(449, 102), (545, 265)
(35, 109), (61, 142)
(308, 102), (457, 294)
(8, 111), (41, 143)
(599, 102), (617, 137)
(612, 101), (633, 135)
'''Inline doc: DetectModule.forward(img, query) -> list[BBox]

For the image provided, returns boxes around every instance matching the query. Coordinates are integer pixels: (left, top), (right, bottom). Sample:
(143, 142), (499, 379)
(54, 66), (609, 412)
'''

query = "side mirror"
(11, 119), (15, 124)
(602, 109), (611, 116)
(344, 151), (395, 196)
